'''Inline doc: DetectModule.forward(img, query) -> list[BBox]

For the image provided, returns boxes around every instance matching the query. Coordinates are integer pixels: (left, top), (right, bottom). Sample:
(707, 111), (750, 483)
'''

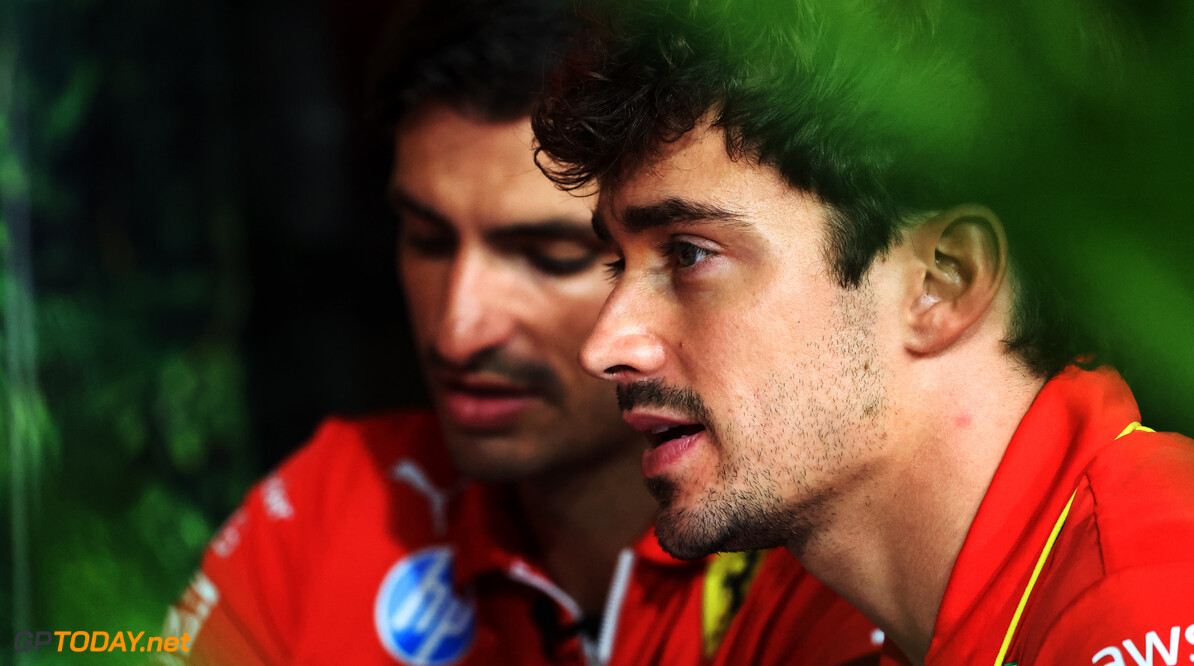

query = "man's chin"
(443, 433), (545, 482)
(650, 482), (799, 560)
(653, 508), (729, 561)
(646, 477), (723, 559)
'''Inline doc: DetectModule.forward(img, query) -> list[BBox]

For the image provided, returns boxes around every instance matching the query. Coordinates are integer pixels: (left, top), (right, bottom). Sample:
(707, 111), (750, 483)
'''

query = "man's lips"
(441, 375), (537, 394)
(436, 375), (542, 431)
(623, 411), (708, 447)
(623, 411), (708, 477)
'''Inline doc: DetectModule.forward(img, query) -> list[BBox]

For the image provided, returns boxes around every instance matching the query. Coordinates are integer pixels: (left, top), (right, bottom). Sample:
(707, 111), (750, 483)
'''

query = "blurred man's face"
(392, 106), (632, 481)
(580, 123), (892, 559)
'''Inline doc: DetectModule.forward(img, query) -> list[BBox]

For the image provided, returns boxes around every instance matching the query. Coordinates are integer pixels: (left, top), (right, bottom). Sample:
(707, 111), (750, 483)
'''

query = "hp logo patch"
(374, 546), (476, 665)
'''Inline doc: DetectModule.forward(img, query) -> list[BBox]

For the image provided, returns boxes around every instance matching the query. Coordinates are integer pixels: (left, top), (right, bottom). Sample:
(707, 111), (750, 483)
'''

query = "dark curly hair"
(371, 0), (580, 128)
(532, 0), (1125, 378)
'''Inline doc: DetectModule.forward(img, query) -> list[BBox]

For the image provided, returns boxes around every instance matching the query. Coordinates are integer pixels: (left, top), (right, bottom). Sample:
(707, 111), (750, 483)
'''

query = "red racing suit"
(167, 410), (883, 665)
(880, 367), (1194, 665)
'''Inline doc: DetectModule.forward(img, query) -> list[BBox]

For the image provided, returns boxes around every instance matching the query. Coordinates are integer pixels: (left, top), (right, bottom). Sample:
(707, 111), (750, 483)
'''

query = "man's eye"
(603, 257), (625, 281)
(524, 241), (601, 276)
(663, 240), (714, 269)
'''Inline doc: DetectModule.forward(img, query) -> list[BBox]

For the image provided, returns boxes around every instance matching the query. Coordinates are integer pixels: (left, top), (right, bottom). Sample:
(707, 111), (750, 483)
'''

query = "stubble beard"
(649, 477), (814, 561)
(649, 284), (886, 561)
(647, 428), (822, 560)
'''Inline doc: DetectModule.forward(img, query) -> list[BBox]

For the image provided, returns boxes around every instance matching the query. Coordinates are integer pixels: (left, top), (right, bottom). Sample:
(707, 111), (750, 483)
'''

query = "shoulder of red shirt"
(1026, 427), (1194, 664)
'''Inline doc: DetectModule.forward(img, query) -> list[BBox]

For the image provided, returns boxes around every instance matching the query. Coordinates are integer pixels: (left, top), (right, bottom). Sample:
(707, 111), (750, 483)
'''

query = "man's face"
(582, 123), (892, 559)
(392, 106), (632, 481)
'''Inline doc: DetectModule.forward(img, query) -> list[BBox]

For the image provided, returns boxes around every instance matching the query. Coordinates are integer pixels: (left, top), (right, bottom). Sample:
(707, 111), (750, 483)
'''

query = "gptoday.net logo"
(12, 630), (192, 654)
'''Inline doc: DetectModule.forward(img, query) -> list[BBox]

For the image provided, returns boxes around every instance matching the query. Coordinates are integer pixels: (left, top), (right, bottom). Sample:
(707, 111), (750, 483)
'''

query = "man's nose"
(434, 249), (517, 366)
(579, 282), (667, 382)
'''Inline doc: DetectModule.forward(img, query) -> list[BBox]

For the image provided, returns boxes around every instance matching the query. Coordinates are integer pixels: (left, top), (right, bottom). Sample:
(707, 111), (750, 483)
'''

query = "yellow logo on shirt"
(702, 550), (766, 659)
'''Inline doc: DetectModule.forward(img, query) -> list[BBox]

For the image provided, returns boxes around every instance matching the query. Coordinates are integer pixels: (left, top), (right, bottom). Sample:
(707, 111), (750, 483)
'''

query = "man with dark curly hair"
(532, 1), (1194, 664)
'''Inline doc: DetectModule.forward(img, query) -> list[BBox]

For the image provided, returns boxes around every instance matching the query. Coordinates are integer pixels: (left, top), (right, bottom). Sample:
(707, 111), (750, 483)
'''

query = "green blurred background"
(2, 0), (424, 662)
(1, 0), (1193, 664)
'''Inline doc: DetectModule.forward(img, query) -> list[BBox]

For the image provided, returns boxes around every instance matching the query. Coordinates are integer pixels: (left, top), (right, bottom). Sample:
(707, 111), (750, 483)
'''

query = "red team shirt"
(879, 367), (1194, 666)
(168, 410), (882, 665)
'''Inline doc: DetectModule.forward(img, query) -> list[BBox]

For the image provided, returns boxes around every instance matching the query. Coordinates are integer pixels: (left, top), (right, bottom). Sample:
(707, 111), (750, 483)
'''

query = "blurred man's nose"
(434, 248), (517, 366)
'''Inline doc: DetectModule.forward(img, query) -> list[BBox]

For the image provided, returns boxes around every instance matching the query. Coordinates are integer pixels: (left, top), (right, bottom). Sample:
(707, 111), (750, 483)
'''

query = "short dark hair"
(532, 0), (1127, 378)
(371, 0), (579, 128)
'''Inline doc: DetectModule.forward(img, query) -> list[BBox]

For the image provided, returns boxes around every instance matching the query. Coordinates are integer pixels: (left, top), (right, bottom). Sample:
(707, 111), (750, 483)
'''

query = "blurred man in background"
(532, 1), (1194, 664)
(162, 0), (881, 663)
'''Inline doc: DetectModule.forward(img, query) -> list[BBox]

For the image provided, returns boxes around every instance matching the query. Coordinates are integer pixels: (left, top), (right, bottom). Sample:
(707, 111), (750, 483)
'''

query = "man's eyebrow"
(487, 220), (602, 244)
(388, 188), (449, 229)
(389, 187), (599, 243)
(618, 198), (746, 234)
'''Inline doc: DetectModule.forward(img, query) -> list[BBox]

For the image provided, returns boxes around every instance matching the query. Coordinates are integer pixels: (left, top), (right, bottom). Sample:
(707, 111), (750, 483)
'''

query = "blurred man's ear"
(903, 204), (1008, 355)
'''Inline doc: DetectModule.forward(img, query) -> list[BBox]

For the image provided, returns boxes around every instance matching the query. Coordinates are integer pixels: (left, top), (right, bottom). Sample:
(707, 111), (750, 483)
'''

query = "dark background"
(1, 0), (1193, 660)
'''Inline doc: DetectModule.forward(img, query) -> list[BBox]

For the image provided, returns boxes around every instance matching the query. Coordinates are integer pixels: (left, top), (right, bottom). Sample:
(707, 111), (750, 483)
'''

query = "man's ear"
(904, 204), (1008, 355)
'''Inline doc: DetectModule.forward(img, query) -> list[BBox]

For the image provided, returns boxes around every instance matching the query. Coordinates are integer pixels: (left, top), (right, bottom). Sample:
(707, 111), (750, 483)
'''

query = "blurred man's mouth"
(438, 376), (542, 432)
(425, 349), (563, 433)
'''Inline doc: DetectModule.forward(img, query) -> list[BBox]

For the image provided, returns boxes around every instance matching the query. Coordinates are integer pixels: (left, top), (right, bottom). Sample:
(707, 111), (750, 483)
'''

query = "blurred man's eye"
(523, 240), (602, 276)
(398, 214), (456, 257)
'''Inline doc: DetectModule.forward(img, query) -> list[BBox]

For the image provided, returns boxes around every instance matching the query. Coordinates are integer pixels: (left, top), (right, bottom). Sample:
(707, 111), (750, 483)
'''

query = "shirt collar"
(926, 365), (1141, 659)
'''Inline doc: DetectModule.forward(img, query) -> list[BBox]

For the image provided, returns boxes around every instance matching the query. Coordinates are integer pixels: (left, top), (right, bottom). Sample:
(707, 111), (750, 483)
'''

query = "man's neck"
(513, 449), (656, 616)
(794, 358), (1045, 665)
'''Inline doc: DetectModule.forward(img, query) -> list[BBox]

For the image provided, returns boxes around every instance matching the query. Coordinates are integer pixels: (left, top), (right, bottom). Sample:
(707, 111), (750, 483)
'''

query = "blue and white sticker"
(374, 546), (477, 665)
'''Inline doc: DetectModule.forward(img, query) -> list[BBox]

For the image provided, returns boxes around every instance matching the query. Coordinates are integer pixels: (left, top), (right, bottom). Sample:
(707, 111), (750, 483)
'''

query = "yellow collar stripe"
(993, 421), (1154, 666)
